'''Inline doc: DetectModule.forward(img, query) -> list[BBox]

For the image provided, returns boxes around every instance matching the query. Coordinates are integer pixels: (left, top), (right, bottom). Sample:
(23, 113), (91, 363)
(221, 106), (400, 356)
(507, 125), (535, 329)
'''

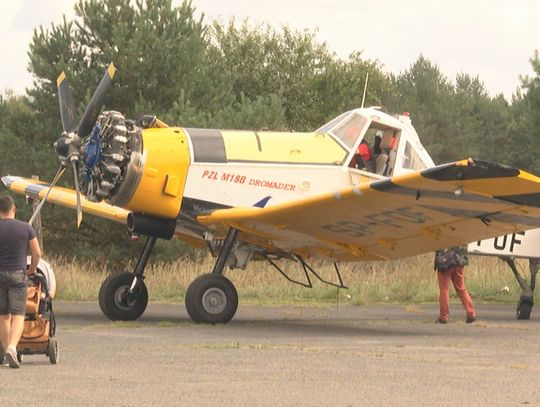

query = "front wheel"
(185, 274), (238, 324)
(48, 338), (59, 364)
(99, 273), (148, 321)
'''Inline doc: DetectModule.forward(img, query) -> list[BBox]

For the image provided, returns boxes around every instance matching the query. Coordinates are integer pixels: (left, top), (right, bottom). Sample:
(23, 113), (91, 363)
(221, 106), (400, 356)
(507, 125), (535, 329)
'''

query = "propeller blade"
(77, 63), (117, 139)
(72, 161), (83, 228)
(57, 71), (78, 134)
(28, 166), (67, 226)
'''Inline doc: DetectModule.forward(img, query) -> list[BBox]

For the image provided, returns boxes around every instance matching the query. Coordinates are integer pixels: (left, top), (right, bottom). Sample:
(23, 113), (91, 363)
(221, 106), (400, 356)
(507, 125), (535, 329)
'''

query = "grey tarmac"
(1, 302), (539, 406)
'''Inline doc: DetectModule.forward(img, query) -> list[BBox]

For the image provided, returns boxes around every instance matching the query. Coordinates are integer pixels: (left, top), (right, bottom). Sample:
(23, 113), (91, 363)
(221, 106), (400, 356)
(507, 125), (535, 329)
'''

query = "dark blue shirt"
(0, 219), (36, 271)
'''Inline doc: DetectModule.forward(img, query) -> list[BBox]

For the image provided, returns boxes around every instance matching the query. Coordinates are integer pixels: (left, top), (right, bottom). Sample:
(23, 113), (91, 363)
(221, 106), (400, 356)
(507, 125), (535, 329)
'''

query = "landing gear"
(185, 274), (238, 324)
(99, 272), (149, 320)
(99, 236), (156, 321)
(516, 299), (533, 320)
(185, 228), (240, 324)
(503, 258), (538, 320)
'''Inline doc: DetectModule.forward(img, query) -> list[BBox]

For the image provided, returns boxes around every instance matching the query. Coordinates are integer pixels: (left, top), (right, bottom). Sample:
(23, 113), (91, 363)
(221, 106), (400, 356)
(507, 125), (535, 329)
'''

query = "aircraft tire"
(99, 273), (148, 321)
(516, 299), (533, 320)
(185, 274), (238, 324)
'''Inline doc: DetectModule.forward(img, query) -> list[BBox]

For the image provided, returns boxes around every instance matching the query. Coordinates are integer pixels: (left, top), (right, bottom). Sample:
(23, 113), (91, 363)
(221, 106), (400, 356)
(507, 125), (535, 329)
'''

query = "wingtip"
(107, 63), (116, 79)
(56, 71), (66, 87)
(1, 175), (17, 188)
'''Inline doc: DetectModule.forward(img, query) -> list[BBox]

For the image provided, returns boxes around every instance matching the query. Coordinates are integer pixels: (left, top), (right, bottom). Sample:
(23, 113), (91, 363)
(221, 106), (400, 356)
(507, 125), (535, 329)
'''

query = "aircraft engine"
(79, 111), (190, 220)
(32, 65), (188, 229)
(80, 111), (141, 203)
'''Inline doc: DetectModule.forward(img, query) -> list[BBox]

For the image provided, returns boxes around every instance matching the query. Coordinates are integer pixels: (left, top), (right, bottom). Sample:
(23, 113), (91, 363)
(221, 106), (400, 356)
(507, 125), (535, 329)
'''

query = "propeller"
(28, 63), (116, 228)
(72, 161), (83, 228)
(77, 64), (117, 139)
(57, 71), (78, 134)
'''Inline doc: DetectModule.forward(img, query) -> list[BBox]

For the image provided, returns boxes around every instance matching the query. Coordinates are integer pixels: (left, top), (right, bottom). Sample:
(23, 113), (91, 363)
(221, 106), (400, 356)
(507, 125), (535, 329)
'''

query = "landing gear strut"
(185, 228), (239, 324)
(503, 257), (538, 320)
(99, 236), (157, 321)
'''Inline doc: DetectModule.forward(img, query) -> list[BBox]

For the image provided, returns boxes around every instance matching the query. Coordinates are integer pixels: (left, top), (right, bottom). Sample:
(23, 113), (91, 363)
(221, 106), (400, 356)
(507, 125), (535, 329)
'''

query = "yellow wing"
(2, 175), (207, 247)
(197, 160), (540, 261)
(1, 176), (128, 223)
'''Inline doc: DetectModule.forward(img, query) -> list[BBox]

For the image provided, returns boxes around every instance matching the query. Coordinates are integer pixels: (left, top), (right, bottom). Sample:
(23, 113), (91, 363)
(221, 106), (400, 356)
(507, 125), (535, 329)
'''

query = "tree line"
(1, 0), (539, 263)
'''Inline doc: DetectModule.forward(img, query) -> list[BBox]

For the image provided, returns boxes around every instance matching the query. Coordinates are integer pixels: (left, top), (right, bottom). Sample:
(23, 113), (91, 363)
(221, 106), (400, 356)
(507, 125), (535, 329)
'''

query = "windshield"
(316, 112), (368, 149)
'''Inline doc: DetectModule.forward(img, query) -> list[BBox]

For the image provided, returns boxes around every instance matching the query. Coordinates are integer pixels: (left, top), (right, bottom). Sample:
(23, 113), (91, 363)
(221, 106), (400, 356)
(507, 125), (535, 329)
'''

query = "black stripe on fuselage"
(184, 128), (227, 163)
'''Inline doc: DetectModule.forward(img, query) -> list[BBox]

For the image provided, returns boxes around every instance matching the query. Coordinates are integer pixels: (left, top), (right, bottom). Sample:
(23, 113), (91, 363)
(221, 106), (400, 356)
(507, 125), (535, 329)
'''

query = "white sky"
(0, 0), (539, 100)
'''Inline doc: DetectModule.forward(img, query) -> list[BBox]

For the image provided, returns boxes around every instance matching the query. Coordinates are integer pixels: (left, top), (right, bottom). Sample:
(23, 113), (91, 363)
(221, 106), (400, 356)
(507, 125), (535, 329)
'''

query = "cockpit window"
(333, 114), (368, 148)
(402, 141), (428, 171)
(317, 112), (368, 149)
(316, 112), (348, 134)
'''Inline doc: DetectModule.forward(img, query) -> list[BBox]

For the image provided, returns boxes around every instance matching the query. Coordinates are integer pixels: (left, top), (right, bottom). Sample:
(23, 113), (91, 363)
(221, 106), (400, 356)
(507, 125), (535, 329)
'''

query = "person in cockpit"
(354, 139), (376, 172)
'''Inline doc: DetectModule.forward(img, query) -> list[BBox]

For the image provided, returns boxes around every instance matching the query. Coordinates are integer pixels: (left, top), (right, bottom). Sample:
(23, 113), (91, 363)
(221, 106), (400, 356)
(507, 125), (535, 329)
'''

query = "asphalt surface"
(1, 302), (539, 406)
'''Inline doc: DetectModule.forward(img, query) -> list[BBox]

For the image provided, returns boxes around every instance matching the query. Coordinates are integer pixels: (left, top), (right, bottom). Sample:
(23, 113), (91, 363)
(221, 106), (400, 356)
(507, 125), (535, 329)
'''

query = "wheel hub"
(114, 285), (137, 310)
(202, 287), (227, 315)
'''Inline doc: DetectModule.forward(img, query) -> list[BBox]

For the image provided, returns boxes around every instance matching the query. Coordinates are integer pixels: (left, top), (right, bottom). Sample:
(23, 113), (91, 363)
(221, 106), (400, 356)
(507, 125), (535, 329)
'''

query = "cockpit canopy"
(317, 108), (434, 175)
(316, 111), (368, 149)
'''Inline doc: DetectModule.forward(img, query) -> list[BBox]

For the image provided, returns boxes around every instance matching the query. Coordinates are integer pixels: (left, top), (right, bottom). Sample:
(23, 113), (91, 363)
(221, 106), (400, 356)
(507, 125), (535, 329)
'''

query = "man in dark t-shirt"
(0, 195), (41, 368)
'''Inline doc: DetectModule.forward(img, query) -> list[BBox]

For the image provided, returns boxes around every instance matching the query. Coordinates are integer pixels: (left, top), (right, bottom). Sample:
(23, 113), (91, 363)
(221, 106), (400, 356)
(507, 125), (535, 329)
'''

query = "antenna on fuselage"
(360, 72), (369, 108)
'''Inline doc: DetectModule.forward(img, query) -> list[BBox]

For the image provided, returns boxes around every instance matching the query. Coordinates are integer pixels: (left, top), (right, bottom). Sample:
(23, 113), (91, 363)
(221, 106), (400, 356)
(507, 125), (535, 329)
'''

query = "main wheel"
(516, 299), (533, 320)
(48, 338), (59, 364)
(185, 274), (238, 324)
(99, 273), (148, 321)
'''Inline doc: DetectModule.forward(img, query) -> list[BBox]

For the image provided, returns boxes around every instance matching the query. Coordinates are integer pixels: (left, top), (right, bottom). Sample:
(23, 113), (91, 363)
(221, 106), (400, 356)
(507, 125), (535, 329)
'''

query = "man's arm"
(27, 237), (41, 276)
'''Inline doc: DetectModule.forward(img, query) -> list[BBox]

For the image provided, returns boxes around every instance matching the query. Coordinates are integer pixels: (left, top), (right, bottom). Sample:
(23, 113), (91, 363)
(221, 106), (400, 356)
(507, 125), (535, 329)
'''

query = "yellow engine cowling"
(107, 126), (190, 220)
(124, 127), (190, 218)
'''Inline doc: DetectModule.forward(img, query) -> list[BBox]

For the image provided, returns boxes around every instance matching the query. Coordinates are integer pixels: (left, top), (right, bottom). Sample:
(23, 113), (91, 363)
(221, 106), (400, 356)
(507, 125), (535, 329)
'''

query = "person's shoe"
(5, 346), (20, 369)
(466, 315), (477, 324)
(435, 318), (448, 324)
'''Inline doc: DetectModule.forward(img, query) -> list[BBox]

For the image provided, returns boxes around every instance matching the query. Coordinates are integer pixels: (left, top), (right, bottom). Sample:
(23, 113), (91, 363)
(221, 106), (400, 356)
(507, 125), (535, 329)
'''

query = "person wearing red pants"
(434, 246), (476, 324)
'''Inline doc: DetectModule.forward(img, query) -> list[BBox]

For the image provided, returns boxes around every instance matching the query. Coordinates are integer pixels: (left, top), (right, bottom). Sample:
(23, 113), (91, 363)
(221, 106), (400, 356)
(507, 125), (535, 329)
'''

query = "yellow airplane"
(4, 64), (540, 323)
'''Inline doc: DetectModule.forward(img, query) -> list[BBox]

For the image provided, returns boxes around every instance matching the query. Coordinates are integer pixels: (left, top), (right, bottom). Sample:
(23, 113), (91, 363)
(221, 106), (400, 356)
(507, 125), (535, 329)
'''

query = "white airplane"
(469, 231), (539, 319)
(3, 65), (540, 323)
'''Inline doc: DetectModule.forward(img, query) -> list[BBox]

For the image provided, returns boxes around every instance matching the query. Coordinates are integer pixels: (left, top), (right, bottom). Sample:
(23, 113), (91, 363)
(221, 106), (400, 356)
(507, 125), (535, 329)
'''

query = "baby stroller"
(0, 256), (58, 364)
(16, 260), (58, 364)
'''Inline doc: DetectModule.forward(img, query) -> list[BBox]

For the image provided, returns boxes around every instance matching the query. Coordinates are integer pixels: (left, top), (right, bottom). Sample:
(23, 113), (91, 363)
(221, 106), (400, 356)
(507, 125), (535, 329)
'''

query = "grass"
(49, 254), (539, 305)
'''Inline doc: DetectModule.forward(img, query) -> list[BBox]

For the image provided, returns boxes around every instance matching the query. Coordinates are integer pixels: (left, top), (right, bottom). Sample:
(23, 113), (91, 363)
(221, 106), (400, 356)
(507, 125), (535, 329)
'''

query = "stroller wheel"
(48, 338), (59, 364)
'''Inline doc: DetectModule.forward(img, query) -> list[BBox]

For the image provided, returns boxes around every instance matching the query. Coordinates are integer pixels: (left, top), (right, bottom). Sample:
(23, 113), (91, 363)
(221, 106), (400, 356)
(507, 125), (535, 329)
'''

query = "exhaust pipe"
(127, 212), (176, 240)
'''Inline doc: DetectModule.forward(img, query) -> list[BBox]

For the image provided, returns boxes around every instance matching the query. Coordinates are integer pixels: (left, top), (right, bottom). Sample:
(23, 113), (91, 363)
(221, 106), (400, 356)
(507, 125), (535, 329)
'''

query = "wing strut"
(267, 256), (348, 289)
